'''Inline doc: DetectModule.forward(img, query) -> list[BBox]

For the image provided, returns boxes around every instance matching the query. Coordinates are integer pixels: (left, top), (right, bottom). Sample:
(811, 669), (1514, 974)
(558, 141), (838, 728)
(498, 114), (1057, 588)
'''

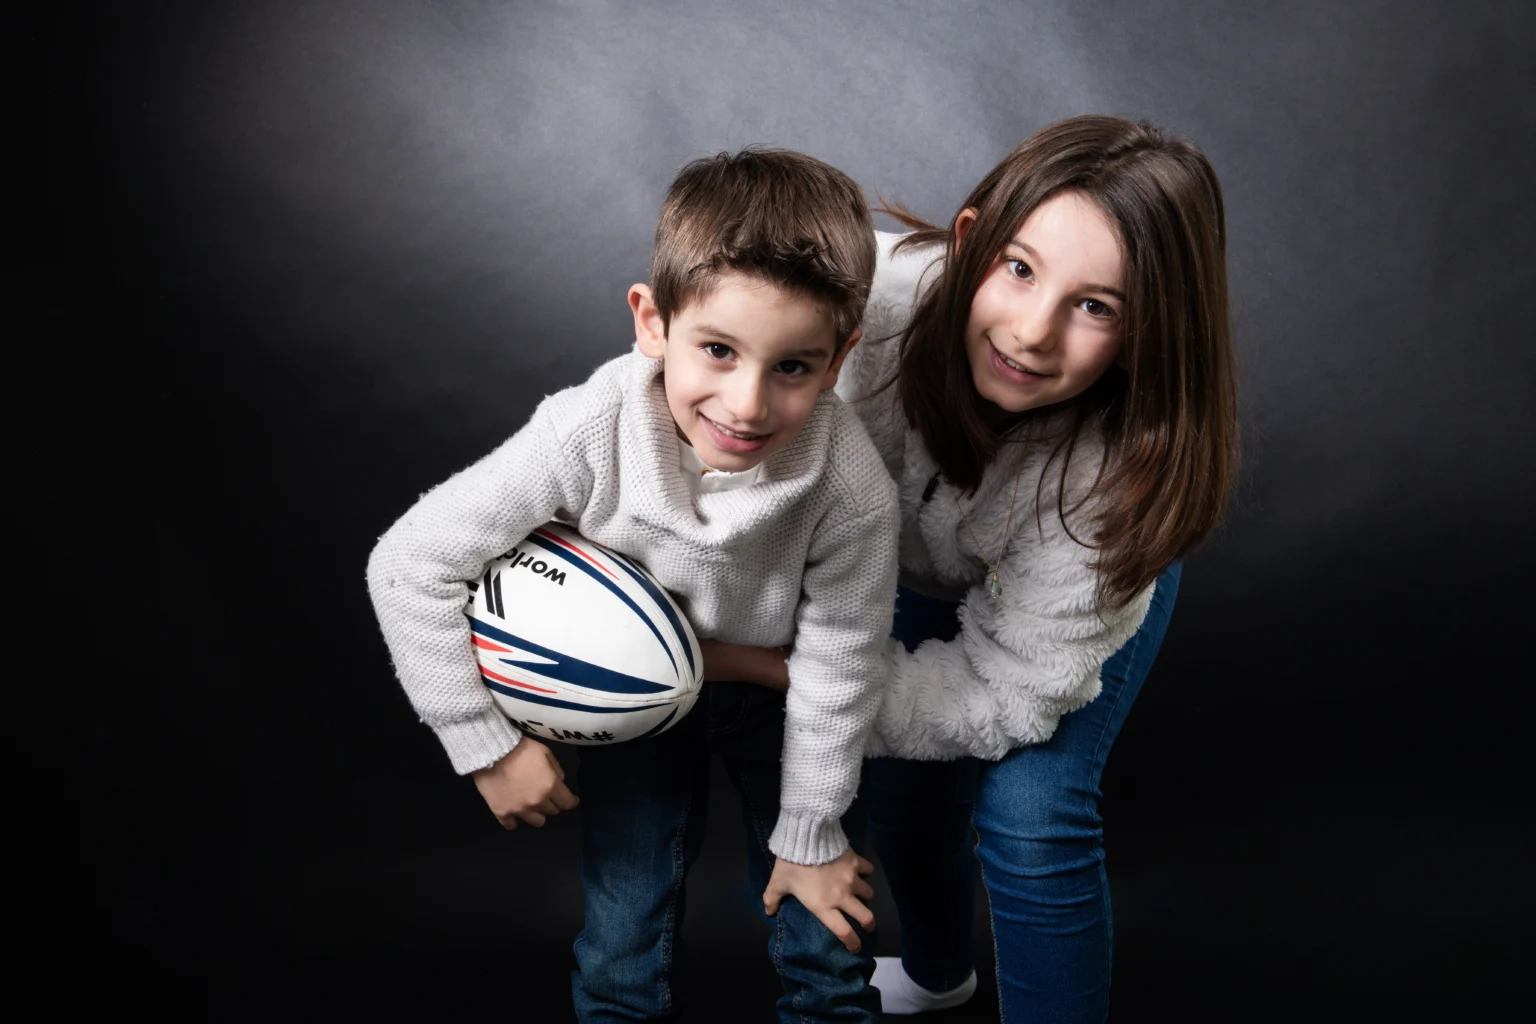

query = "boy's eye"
(1005, 257), (1033, 281)
(703, 342), (734, 360)
(1080, 298), (1116, 319)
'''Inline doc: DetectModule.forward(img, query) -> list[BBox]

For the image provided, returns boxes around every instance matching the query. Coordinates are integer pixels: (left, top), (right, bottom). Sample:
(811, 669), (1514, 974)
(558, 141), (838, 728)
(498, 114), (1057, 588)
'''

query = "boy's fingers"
(551, 784), (580, 811)
(819, 910), (860, 953)
(763, 890), (782, 917)
(855, 855), (874, 876)
(519, 809), (548, 827)
(846, 901), (876, 933)
(853, 878), (875, 901)
(498, 815), (519, 831)
(540, 747), (566, 780)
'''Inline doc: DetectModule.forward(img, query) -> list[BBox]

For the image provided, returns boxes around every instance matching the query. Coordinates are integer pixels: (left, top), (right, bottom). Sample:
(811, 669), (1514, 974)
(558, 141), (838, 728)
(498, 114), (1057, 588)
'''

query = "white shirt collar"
(678, 442), (763, 496)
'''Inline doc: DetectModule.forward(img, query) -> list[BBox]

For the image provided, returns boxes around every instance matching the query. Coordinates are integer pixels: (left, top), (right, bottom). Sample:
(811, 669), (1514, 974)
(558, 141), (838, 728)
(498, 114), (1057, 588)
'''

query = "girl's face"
(959, 190), (1126, 416)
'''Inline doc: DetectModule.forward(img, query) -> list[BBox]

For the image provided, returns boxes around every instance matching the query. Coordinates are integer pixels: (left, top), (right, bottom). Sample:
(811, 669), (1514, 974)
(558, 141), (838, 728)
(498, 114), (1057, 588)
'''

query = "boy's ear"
(819, 327), (862, 392)
(629, 284), (667, 358)
(953, 207), (979, 254)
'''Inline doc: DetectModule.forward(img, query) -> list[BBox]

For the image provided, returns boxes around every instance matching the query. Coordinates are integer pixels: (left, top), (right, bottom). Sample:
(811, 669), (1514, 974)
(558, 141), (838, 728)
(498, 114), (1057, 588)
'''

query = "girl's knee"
(973, 789), (1102, 878)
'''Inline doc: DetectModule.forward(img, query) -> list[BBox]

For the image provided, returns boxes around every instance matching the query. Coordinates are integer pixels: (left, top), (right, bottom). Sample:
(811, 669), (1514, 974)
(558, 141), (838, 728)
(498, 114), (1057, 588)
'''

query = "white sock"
(871, 955), (978, 1015)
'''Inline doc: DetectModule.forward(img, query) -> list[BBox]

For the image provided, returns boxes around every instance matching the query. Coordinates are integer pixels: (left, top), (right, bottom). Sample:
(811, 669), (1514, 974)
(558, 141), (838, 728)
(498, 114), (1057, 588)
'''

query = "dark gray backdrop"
(38, 0), (1534, 1019)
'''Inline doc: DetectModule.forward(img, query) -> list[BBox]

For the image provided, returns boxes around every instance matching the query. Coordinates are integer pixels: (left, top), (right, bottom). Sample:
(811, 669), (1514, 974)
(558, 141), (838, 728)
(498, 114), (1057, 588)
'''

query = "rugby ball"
(466, 521), (703, 745)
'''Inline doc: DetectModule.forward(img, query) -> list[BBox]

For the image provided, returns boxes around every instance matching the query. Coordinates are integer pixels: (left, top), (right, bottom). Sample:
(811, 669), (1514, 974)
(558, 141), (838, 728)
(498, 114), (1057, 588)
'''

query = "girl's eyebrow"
(1083, 282), (1126, 301)
(1005, 238), (1126, 301)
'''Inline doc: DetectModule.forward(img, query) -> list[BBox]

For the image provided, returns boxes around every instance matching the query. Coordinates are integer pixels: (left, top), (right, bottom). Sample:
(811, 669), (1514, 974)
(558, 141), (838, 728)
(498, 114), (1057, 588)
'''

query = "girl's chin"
(973, 376), (1046, 417)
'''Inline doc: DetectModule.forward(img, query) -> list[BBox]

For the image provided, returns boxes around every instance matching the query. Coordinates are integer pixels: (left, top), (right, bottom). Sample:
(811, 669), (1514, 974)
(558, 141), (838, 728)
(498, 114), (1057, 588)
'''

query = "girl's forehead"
(1010, 194), (1125, 282)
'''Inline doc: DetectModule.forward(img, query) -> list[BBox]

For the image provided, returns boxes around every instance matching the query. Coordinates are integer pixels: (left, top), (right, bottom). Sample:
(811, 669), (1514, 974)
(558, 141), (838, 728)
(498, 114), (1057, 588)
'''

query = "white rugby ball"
(466, 521), (703, 745)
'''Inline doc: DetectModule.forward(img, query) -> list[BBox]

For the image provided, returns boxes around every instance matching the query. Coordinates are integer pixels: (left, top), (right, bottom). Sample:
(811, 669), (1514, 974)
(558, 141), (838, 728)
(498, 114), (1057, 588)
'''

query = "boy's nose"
(724, 376), (771, 425)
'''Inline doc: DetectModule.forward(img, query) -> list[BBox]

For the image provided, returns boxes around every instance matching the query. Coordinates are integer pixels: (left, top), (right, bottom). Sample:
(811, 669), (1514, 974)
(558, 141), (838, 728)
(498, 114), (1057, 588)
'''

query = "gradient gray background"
(41, 0), (1534, 1019)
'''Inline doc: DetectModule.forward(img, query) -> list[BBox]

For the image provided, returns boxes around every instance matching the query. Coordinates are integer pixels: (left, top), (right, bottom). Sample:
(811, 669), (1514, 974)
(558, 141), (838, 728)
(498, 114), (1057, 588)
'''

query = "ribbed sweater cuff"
(769, 813), (849, 866)
(435, 708), (521, 775)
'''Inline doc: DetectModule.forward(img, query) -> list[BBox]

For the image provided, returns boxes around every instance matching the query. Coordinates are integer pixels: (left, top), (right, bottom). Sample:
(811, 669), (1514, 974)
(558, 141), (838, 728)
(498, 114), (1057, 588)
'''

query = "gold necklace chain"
(954, 454), (1028, 600)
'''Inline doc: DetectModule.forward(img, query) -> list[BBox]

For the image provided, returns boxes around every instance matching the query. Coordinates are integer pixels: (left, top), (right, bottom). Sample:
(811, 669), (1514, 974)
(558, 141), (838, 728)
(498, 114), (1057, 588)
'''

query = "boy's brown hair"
(650, 148), (875, 349)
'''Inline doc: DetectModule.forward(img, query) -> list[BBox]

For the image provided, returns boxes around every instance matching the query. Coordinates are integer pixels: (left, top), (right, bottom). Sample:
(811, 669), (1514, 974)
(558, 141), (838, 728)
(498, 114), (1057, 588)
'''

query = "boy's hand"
(762, 847), (876, 953)
(472, 737), (579, 829)
(700, 639), (792, 692)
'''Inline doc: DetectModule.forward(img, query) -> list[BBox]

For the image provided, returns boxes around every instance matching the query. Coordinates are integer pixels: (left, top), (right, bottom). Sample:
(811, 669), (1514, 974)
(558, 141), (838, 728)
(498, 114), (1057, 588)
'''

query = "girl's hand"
(471, 737), (579, 829)
(699, 639), (792, 692)
(762, 847), (877, 953)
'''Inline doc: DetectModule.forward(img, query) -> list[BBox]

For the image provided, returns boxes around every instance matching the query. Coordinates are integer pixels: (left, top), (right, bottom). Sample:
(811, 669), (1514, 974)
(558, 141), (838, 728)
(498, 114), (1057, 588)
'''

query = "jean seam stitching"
(1088, 626), (1143, 776)
(658, 789), (691, 1017)
(706, 693), (752, 737)
(744, 773), (814, 1023)
(973, 804), (1001, 1019)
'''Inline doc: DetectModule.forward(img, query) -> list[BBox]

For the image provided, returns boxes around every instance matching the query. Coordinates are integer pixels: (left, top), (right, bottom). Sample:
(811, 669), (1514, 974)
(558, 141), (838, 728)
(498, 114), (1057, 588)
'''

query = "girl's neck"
(977, 398), (1031, 437)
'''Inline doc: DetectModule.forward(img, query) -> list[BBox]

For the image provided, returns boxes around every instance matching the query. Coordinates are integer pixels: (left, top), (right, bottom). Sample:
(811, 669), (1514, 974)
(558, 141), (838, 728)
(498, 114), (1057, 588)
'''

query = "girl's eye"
(703, 342), (733, 360)
(1080, 298), (1117, 319)
(775, 360), (810, 376)
(1005, 257), (1034, 281)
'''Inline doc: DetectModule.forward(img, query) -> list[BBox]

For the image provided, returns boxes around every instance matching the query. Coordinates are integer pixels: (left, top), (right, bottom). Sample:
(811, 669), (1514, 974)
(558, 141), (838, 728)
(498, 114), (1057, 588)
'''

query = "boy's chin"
(696, 445), (770, 473)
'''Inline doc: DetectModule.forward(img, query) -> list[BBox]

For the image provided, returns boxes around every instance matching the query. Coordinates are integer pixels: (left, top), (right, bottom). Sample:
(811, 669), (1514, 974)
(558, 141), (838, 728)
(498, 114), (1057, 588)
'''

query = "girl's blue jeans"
(858, 563), (1181, 1023)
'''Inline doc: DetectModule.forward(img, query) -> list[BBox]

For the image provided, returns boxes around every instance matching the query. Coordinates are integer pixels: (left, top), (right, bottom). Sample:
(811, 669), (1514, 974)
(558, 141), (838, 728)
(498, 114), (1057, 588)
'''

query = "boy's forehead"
(675, 273), (839, 353)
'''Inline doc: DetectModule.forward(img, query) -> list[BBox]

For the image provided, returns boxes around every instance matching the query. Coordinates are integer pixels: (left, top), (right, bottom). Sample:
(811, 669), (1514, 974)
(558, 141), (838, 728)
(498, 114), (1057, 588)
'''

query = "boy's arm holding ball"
(367, 391), (594, 827)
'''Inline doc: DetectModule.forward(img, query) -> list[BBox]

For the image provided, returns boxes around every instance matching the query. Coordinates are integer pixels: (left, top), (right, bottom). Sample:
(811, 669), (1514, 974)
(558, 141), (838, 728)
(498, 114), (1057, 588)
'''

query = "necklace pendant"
(987, 574), (1003, 600)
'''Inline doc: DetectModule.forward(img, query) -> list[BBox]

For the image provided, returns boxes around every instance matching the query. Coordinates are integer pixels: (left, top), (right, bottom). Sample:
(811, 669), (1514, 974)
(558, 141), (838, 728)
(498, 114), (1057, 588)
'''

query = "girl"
(708, 114), (1239, 1022)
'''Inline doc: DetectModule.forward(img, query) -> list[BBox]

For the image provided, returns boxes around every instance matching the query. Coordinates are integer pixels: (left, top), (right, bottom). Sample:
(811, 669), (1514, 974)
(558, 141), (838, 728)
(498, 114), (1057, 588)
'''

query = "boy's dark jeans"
(571, 681), (877, 1023)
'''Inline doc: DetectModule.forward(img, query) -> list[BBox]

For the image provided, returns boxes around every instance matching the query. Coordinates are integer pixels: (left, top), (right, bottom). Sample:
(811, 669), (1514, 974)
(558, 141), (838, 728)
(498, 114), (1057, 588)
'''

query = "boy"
(366, 149), (898, 1022)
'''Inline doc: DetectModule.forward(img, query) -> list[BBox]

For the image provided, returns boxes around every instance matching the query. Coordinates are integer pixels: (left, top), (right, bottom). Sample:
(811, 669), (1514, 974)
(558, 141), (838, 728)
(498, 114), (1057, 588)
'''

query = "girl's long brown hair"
(883, 115), (1240, 607)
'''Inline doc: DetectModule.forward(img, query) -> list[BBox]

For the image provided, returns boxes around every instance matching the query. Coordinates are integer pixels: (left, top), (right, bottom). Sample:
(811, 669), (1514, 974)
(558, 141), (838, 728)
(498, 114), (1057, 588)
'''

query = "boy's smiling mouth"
(700, 413), (771, 452)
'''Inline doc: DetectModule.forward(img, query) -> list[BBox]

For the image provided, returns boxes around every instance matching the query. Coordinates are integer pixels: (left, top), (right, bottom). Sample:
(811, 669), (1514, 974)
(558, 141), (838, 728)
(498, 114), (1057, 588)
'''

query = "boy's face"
(630, 273), (859, 473)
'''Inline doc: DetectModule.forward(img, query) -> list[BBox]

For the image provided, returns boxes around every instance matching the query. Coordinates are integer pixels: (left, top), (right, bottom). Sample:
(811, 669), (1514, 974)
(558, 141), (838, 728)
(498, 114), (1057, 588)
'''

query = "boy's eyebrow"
(776, 343), (837, 360)
(692, 324), (740, 343)
(1006, 238), (1126, 301)
(692, 323), (834, 361)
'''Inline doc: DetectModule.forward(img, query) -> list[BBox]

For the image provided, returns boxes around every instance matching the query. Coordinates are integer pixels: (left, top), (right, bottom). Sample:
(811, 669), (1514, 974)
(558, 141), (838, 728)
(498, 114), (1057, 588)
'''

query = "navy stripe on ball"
(522, 532), (680, 678)
(602, 547), (698, 682)
(483, 678), (672, 714)
(633, 706), (681, 739)
(470, 617), (674, 695)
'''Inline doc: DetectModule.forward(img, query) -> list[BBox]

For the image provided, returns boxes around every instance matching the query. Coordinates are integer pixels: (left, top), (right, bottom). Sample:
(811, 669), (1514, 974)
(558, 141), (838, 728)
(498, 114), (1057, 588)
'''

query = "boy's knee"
(771, 898), (875, 976)
(571, 951), (674, 1022)
(573, 919), (676, 1012)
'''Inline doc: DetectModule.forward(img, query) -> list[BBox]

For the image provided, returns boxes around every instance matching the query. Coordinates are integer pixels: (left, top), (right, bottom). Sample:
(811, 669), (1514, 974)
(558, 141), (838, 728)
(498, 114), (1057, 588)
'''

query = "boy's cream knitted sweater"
(367, 350), (899, 865)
